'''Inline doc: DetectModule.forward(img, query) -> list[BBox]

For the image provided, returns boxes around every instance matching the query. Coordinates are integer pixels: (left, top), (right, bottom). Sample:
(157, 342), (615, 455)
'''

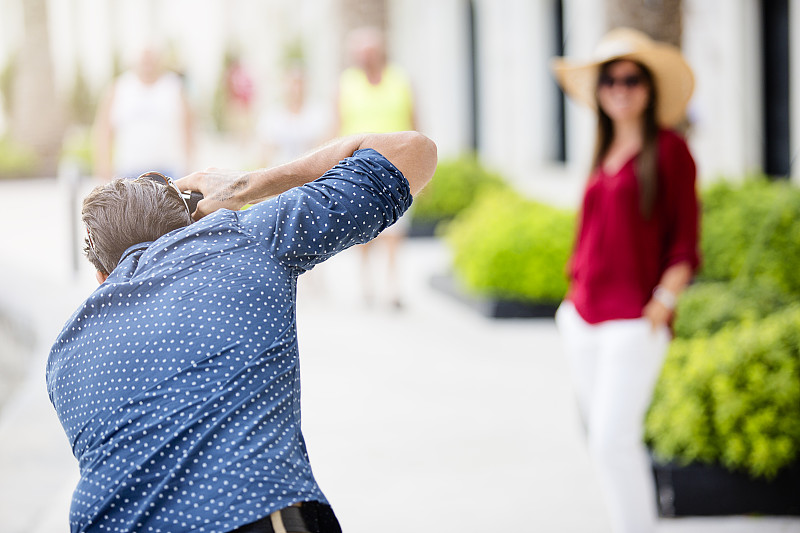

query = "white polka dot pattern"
(46, 149), (411, 532)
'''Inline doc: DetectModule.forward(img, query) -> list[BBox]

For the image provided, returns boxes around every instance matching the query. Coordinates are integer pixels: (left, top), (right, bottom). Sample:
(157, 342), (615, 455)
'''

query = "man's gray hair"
(82, 178), (192, 274)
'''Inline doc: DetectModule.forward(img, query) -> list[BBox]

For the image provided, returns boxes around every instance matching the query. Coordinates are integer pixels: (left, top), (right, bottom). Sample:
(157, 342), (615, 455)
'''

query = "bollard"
(58, 160), (82, 277)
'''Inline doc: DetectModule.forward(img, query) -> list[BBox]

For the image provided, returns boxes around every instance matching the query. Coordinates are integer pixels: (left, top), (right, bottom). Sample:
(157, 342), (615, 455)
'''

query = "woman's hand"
(643, 297), (673, 331)
(645, 262), (693, 331)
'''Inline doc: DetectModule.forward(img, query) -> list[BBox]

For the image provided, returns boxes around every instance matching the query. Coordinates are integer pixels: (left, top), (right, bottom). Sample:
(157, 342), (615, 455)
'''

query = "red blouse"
(567, 129), (701, 324)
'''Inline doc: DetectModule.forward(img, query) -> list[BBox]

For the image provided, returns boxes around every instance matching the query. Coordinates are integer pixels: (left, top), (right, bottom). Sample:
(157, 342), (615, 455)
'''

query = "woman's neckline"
(600, 150), (638, 176)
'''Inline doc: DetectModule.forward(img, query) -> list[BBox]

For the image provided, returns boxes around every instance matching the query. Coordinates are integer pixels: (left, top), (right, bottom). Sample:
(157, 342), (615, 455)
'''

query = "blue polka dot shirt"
(46, 149), (411, 532)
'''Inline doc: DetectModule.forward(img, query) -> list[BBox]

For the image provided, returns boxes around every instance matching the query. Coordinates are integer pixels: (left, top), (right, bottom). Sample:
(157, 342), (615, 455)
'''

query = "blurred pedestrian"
(222, 52), (256, 146)
(551, 28), (700, 533)
(258, 65), (329, 167)
(47, 131), (437, 533)
(335, 26), (416, 308)
(94, 45), (194, 181)
(259, 65), (332, 297)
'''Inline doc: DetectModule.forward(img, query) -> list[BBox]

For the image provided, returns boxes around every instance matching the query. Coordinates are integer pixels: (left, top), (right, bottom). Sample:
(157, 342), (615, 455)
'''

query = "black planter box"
(429, 274), (559, 319)
(652, 458), (800, 517)
(407, 217), (443, 238)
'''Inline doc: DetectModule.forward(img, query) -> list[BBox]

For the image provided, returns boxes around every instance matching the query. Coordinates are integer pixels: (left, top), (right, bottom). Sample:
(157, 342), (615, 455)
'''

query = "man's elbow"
(416, 132), (438, 163)
(407, 132), (437, 192)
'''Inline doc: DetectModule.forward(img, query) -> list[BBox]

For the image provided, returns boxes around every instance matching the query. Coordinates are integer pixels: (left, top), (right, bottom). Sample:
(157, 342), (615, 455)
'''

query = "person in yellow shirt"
(335, 26), (417, 309)
(337, 30), (415, 135)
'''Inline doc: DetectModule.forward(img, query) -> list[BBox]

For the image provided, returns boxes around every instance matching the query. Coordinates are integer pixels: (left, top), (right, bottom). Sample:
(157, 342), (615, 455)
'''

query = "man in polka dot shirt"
(47, 132), (437, 533)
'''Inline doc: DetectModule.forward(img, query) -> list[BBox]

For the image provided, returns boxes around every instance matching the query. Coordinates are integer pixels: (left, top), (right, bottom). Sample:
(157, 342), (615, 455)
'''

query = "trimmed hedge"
(0, 136), (37, 179)
(411, 155), (507, 223)
(648, 178), (800, 480)
(646, 306), (800, 480)
(699, 177), (800, 296)
(60, 126), (94, 175)
(673, 280), (791, 340)
(444, 188), (575, 302)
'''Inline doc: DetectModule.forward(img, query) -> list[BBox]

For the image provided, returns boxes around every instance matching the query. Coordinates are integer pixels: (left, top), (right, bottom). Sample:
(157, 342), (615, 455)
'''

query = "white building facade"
(391, 0), (800, 207)
(0, 0), (797, 202)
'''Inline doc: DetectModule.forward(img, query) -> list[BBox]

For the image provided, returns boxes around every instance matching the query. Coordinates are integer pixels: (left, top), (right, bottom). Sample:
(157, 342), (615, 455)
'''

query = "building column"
(791, 0), (800, 184)
(561, 0), (605, 174)
(682, 0), (761, 182)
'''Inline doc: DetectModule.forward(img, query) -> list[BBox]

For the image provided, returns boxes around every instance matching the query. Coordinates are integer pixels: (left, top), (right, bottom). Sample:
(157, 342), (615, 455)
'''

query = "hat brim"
(551, 45), (694, 127)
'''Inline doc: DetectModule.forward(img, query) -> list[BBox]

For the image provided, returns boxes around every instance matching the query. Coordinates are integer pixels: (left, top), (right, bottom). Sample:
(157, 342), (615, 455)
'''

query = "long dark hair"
(592, 60), (659, 218)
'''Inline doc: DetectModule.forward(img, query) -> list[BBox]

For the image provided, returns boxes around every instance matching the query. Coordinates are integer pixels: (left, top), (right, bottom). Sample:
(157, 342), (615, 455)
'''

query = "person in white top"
(94, 46), (194, 181)
(257, 65), (329, 167)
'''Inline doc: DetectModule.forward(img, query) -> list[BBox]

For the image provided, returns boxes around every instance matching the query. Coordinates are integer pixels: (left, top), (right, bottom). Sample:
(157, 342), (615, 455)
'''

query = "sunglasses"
(598, 74), (644, 89)
(84, 172), (203, 261)
(138, 171), (195, 217)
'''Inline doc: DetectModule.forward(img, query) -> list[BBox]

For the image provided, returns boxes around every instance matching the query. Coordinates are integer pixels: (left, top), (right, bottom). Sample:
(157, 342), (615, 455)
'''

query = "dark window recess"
(554, 0), (566, 162)
(467, 0), (480, 151)
(761, 0), (791, 178)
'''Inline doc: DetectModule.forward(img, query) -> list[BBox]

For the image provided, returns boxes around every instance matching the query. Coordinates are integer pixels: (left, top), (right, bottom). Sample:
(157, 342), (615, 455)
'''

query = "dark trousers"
(229, 501), (342, 533)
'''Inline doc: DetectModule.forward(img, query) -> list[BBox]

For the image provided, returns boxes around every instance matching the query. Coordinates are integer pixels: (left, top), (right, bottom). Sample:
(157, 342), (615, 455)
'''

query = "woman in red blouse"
(551, 29), (700, 533)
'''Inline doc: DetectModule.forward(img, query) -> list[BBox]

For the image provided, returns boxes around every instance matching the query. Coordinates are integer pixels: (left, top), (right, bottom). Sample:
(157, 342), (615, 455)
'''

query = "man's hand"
(175, 132), (437, 220)
(174, 168), (253, 219)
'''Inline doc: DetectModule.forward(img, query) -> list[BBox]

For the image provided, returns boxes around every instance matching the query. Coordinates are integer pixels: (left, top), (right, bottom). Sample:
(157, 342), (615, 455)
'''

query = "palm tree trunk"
(11, 0), (64, 176)
(605, 0), (683, 46)
(339, 0), (388, 34)
(338, 0), (388, 65)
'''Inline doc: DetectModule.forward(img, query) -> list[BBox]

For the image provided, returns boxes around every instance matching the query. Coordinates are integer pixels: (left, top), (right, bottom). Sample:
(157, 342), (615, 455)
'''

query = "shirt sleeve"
(660, 133), (701, 272)
(238, 148), (412, 271)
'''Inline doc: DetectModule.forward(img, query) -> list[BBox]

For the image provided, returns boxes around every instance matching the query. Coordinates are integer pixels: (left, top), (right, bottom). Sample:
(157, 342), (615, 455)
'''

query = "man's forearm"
(240, 135), (370, 201)
(175, 131), (436, 218)
(237, 131), (435, 201)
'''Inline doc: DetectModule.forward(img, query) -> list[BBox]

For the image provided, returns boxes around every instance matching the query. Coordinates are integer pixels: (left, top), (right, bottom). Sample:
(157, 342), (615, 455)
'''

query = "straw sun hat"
(551, 27), (695, 127)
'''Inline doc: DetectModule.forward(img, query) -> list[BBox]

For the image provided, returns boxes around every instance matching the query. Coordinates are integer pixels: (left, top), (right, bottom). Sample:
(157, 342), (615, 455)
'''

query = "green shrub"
(66, 68), (97, 126)
(700, 178), (800, 295)
(411, 155), (507, 223)
(0, 136), (37, 179)
(60, 127), (94, 175)
(673, 280), (791, 339)
(648, 177), (800, 481)
(444, 188), (575, 302)
(646, 305), (800, 479)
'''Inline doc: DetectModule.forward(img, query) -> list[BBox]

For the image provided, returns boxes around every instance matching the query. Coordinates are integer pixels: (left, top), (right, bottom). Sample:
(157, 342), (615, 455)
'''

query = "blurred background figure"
(335, 26), (416, 138)
(258, 64), (332, 299)
(220, 51), (256, 147)
(93, 45), (194, 181)
(258, 64), (329, 167)
(335, 26), (417, 309)
(552, 28), (700, 533)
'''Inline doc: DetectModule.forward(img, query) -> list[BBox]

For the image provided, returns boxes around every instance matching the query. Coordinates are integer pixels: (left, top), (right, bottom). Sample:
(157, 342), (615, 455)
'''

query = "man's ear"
(96, 271), (109, 284)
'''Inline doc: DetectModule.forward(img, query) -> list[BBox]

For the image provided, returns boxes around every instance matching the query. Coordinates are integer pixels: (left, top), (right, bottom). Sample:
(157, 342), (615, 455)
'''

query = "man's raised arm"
(174, 131), (437, 219)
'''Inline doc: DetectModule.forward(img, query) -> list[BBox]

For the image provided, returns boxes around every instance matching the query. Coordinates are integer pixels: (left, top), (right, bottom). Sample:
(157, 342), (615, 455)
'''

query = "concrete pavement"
(0, 176), (797, 532)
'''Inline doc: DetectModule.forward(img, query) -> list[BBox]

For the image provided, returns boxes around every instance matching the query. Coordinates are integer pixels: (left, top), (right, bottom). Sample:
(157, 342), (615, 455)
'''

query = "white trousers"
(555, 301), (670, 533)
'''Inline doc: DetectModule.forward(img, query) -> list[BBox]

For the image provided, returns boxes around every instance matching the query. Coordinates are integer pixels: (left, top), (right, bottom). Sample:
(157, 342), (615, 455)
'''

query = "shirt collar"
(119, 241), (153, 265)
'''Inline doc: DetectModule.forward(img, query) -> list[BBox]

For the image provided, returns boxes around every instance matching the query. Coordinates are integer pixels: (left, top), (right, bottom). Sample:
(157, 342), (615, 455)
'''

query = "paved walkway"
(0, 177), (798, 532)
